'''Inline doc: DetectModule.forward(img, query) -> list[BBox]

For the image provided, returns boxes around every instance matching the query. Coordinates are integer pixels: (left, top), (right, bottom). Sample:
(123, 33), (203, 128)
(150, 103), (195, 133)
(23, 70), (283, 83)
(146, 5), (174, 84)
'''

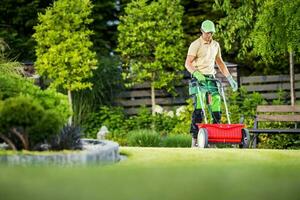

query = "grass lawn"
(0, 147), (300, 200)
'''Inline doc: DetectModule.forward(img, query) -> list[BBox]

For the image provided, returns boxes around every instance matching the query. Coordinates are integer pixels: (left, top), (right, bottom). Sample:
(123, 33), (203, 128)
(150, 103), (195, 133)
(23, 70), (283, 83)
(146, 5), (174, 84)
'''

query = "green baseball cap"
(201, 20), (216, 33)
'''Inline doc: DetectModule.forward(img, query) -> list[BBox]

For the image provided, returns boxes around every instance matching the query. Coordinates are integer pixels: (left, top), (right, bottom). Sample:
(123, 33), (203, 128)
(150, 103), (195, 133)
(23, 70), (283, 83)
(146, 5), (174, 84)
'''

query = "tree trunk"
(151, 83), (156, 116)
(0, 133), (17, 151)
(151, 73), (156, 116)
(289, 50), (295, 106)
(11, 128), (29, 150)
(68, 89), (73, 125)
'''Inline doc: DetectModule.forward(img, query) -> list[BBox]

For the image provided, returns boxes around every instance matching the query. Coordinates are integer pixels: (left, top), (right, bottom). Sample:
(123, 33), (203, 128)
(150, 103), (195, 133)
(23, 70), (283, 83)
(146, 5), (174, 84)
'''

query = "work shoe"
(191, 138), (198, 148)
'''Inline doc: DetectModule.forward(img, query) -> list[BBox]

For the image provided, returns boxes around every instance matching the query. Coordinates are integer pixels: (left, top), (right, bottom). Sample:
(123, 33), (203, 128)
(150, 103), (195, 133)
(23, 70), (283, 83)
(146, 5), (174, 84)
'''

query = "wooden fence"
(240, 74), (300, 100)
(116, 71), (300, 115)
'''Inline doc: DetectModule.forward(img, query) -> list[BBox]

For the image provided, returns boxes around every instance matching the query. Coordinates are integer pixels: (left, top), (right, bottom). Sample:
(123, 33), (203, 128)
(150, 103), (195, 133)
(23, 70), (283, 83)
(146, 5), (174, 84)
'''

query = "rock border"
(0, 139), (120, 165)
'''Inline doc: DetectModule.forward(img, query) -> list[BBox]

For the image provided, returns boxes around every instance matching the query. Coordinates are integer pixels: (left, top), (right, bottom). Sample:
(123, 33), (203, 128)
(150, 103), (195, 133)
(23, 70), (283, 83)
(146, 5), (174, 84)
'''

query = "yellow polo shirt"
(187, 36), (221, 75)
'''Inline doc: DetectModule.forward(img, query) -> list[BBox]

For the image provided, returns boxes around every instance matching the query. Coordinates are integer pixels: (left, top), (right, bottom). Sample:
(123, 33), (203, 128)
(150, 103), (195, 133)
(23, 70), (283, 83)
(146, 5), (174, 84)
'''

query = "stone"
(0, 139), (120, 165)
(97, 126), (109, 140)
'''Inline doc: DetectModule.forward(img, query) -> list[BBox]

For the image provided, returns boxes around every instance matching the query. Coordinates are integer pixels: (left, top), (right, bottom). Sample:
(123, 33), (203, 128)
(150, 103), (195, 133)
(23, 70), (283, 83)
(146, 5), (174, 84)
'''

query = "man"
(185, 20), (238, 147)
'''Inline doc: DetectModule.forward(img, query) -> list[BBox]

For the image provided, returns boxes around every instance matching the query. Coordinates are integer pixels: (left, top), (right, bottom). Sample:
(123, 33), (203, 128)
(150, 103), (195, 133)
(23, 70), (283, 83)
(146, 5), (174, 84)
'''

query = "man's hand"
(226, 75), (238, 91)
(192, 70), (206, 82)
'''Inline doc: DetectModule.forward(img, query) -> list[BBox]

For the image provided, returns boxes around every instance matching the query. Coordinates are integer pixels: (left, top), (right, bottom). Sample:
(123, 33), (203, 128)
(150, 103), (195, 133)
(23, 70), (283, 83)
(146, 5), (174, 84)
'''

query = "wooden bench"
(249, 105), (300, 148)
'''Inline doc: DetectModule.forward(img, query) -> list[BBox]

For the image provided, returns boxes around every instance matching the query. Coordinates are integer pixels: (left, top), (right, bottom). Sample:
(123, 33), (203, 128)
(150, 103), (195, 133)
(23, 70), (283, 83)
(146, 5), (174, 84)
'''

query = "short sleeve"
(216, 43), (221, 58)
(187, 41), (198, 56)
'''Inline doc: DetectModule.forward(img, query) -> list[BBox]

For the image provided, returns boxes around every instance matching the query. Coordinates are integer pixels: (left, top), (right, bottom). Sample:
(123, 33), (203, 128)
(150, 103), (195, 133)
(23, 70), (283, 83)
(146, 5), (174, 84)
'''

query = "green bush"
(82, 105), (188, 145)
(0, 96), (63, 150)
(28, 110), (63, 148)
(153, 113), (179, 135)
(124, 106), (191, 138)
(259, 133), (300, 149)
(0, 74), (71, 122)
(127, 129), (161, 147)
(169, 99), (194, 135)
(128, 106), (153, 130)
(106, 131), (128, 146)
(82, 106), (130, 145)
(0, 74), (27, 99)
(0, 96), (44, 131)
(30, 88), (71, 122)
(226, 87), (266, 126)
(83, 106), (127, 138)
(161, 134), (191, 147)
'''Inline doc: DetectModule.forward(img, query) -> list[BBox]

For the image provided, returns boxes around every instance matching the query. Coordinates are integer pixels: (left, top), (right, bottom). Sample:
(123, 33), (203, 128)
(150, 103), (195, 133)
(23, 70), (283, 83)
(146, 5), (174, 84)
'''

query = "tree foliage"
(213, 0), (267, 75)
(0, 0), (119, 61)
(252, 0), (300, 61)
(213, 0), (298, 74)
(33, 0), (98, 91)
(117, 0), (185, 95)
(213, 0), (263, 59)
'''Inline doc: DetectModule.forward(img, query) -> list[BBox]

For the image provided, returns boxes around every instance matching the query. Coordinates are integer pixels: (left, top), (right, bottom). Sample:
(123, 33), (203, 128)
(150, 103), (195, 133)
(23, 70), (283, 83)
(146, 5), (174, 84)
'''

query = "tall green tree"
(117, 0), (185, 115)
(213, 0), (269, 74)
(213, 0), (261, 57)
(252, 0), (300, 105)
(213, 0), (299, 75)
(252, 0), (299, 62)
(0, 0), (120, 61)
(33, 0), (98, 123)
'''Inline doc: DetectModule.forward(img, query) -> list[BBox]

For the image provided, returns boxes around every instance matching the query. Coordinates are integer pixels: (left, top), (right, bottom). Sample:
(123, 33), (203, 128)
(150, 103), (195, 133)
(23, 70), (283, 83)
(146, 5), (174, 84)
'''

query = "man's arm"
(185, 55), (197, 74)
(185, 55), (205, 81)
(216, 53), (238, 91)
(215, 55), (230, 77)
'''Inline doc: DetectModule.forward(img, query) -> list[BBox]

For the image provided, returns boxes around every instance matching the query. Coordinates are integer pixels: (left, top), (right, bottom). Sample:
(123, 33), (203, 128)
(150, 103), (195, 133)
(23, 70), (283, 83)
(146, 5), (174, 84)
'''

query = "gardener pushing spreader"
(185, 20), (238, 148)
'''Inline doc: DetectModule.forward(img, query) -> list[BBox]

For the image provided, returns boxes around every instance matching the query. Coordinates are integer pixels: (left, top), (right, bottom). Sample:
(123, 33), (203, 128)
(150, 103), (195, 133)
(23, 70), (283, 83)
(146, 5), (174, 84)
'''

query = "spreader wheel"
(239, 128), (250, 148)
(197, 128), (208, 148)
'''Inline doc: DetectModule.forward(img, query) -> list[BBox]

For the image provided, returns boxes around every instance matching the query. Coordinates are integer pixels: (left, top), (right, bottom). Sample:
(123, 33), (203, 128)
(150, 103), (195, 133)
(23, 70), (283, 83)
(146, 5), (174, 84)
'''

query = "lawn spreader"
(190, 77), (250, 148)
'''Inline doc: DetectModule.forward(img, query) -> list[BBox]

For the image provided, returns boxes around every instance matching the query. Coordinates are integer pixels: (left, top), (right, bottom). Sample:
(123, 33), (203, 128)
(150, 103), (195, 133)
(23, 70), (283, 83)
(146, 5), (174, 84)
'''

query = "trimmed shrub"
(161, 134), (191, 147)
(30, 88), (71, 123)
(0, 96), (64, 150)
(0, 74), (27, 100)
(29, 110), (63, 148)
(127, 129), (161, 147)
(0, 74), (71, 122)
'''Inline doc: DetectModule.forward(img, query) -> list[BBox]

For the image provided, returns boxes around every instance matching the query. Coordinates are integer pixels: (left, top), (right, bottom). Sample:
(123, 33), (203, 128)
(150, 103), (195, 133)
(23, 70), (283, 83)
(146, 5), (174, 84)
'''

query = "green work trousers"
(189, 77), (222, 138)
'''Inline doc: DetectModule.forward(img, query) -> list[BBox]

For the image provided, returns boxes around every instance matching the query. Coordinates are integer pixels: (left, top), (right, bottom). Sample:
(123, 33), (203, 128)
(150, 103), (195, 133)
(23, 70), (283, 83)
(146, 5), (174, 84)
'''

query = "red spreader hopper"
(196, 124), (249, 148)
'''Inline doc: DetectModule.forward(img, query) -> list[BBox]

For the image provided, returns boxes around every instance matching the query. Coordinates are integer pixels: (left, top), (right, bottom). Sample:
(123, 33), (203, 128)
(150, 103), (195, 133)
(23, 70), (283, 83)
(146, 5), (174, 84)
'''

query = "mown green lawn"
(0, 147), (300, 200)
